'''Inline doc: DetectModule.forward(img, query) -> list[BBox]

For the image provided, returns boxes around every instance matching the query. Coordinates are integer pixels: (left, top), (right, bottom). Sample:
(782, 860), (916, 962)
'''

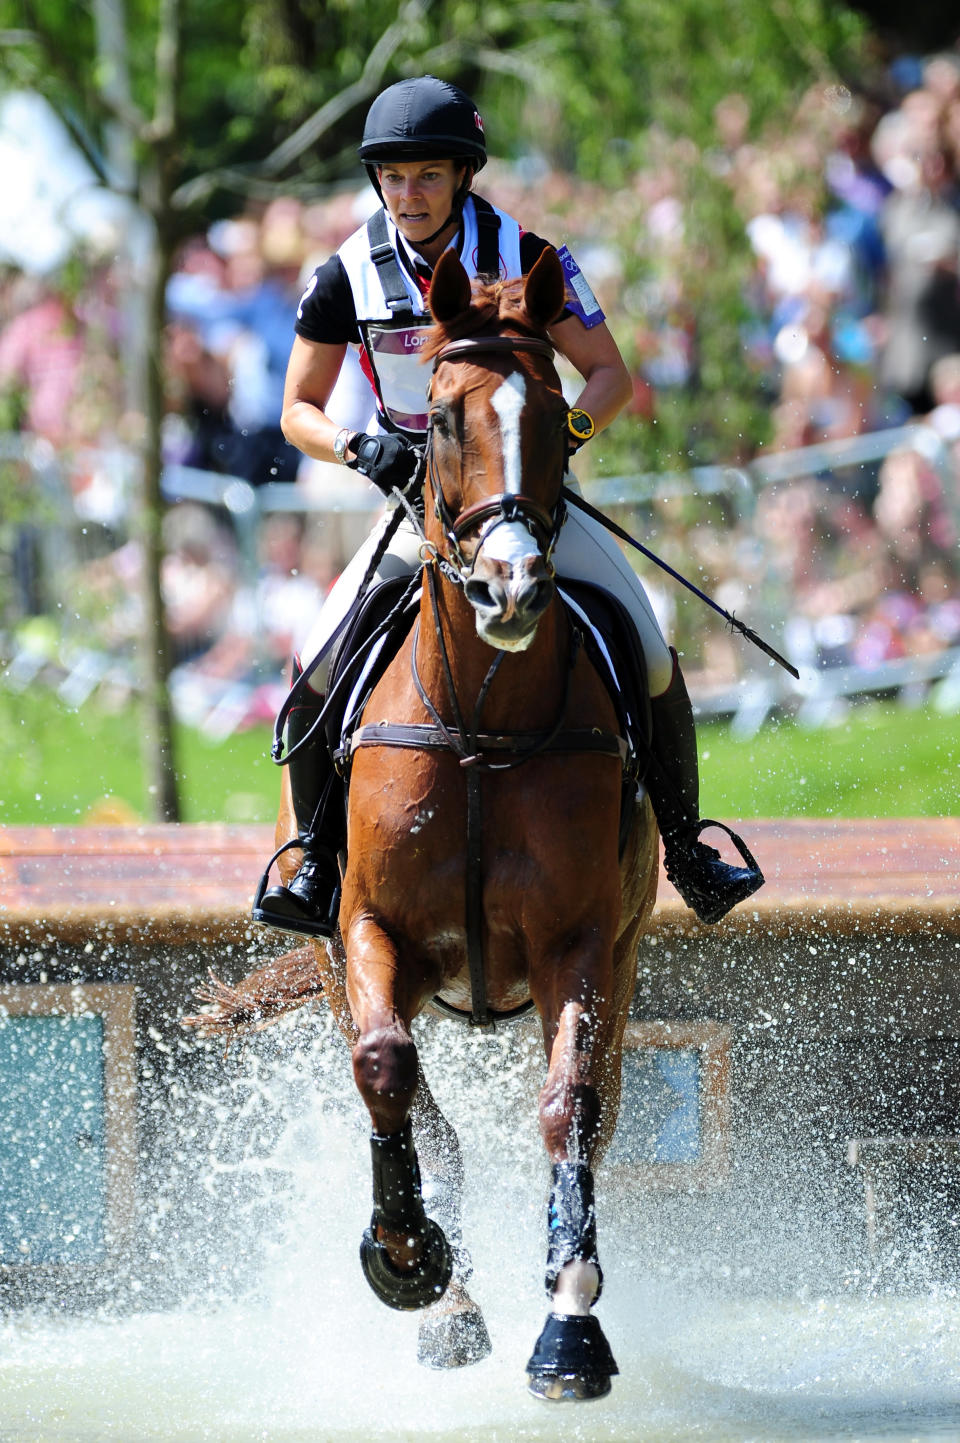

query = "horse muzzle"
(464, 547), (555, 652)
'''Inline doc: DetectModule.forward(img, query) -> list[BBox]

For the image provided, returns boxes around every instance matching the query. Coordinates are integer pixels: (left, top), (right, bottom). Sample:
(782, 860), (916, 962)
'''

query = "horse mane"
(421, 276), (549, 362)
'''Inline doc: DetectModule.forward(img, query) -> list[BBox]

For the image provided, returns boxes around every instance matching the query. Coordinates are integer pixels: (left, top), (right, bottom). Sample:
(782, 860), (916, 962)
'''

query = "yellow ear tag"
(567, 408), (596, 444)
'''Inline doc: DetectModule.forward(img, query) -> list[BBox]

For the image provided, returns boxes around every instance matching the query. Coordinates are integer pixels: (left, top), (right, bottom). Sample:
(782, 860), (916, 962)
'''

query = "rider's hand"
(348, 432), (419, 495)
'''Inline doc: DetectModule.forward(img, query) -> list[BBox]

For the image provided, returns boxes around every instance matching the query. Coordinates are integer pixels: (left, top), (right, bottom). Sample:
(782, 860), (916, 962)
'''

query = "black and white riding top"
(294, 193), (605, 440)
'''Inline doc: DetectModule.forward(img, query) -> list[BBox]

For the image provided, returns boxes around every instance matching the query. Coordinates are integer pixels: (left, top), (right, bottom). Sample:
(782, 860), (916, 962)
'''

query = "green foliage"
(0, 0), (870, 474)
(468, 0), (865, 173)
(0, 0), (868, 200)
(599, 155), (772, 477)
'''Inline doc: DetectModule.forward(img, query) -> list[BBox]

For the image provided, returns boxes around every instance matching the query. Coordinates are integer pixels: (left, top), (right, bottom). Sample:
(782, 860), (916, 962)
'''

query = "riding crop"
(562, 487), (800, 680)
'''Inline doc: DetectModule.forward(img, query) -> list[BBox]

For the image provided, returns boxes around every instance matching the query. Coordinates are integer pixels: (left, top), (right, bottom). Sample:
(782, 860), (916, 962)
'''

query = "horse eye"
(431, 409), (452, 438)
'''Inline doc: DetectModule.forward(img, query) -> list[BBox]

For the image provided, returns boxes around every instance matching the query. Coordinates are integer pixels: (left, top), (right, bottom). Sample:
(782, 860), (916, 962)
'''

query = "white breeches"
(299, 499), (674, 697)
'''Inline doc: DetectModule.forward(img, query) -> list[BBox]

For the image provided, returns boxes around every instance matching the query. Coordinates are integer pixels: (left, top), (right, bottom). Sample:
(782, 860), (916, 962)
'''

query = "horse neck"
(417, 572), (570, 732)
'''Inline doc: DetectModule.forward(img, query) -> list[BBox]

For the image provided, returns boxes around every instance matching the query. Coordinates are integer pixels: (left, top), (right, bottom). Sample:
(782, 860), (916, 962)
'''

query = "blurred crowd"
(1, 36), (959, 727)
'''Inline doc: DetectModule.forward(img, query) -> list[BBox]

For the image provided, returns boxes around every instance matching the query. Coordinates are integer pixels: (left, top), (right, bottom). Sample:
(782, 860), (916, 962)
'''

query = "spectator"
(161, 502), (237, 666)
(166, 208), (307, 486)
(163, 318), (234, 472)
(872, 446), (956, 588)
(0, 257), (120, 452)
(926, 351), (960, 455)
(878, 144), (960, 412)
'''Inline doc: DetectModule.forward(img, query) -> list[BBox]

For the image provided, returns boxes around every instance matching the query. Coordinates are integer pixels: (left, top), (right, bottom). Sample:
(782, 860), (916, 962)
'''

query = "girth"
(347, 721), (626, 767)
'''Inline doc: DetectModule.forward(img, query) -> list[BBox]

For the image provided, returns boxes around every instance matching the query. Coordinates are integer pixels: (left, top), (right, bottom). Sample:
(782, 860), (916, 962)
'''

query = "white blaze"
(490, 373), (526, 493)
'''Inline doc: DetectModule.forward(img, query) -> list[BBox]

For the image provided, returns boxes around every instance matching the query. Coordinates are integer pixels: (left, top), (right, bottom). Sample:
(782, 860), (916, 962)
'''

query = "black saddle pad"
(325, 574), (420, 757)
(558, 578), (651, 771)
(327, 573), (652, 791)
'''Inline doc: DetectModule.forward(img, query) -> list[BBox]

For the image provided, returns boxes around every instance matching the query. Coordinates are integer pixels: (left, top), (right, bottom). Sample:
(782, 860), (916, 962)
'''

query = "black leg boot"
(252, 668), (344, 939)
(648, 652), (764, 924)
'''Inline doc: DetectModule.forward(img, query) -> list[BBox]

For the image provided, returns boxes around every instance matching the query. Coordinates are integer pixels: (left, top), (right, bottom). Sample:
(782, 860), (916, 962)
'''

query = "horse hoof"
(359, 1217), (453, 1312)
(417, 1300), (492, 1369)
(526, 1312), (618, 1402)
(527, 1371), (612, 1401)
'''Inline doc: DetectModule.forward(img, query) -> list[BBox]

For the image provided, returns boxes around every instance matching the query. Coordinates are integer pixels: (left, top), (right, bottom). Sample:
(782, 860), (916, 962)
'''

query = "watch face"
(567, 408), (595, 441)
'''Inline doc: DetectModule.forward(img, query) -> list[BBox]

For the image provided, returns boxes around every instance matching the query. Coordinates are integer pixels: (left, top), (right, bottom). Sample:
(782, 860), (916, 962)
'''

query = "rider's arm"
(281, 336), (418, 494)
(548, 314), (632, 435)
(280, 335), (351, 463)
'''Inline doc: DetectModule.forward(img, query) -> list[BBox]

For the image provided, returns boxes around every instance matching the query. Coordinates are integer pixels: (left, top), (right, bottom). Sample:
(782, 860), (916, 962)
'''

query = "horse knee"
(539, 1080), (601, 1160)
(353, 1023), (418, 1132)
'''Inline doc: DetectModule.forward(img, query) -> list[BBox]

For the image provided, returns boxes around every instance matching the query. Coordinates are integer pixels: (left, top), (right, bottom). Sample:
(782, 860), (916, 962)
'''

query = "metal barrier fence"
(2, 424), (958, 736)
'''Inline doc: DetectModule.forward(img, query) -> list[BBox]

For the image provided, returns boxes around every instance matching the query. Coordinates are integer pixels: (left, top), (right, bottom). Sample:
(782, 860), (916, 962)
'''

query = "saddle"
(324, 573), (421, 764)
(324, 573), (652, 855)
(558, 579), (652, 856)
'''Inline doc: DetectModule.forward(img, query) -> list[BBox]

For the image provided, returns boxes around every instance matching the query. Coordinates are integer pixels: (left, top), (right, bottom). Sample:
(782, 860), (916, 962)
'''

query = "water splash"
(3, 1005), (960, 1441)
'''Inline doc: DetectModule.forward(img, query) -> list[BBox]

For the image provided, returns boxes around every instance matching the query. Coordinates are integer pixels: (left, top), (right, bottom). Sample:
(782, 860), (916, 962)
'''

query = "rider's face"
(378, 160), (466, 248)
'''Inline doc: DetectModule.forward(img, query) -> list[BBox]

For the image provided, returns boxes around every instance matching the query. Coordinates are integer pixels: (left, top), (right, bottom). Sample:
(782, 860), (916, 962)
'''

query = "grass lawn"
(0, 686), (278, 825)
(0, 684), (956, 826)
(698, 701), (957, 818)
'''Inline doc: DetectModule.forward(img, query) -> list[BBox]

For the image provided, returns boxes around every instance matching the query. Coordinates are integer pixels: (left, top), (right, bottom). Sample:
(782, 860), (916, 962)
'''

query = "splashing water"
(2, 1007), (960, 1442)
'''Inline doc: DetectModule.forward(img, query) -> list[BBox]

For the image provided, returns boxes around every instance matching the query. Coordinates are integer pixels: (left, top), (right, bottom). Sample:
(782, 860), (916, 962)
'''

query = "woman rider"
(253, 75), (763, 937)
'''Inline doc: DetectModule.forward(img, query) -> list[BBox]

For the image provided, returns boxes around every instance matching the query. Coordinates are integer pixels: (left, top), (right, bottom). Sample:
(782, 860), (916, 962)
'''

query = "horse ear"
(523, 247), (566, 329)
(429, 250), (473, 322)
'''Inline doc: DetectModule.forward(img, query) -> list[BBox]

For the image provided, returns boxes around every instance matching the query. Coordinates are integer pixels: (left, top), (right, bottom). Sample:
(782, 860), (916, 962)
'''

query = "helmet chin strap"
(418, 211), (460, 248)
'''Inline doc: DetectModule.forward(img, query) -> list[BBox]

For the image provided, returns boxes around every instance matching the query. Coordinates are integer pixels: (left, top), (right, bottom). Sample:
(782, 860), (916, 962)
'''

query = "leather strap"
(464, 764), (486, 1028)
(450, 492), (558, 547)
(433, 335), (555, 366)
(428, 994), (536, 1024)
(473, 195), (502, 278)
(347, 721), (627, 765)
(366, 207), (416, 317)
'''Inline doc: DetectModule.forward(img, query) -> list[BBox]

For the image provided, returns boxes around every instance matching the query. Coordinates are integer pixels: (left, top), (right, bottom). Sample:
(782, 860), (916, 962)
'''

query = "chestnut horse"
(193, 246), (658, 1399)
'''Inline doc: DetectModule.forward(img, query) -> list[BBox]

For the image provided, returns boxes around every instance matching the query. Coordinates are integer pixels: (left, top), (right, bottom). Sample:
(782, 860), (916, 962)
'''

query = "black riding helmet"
(359, 76), (487, 241)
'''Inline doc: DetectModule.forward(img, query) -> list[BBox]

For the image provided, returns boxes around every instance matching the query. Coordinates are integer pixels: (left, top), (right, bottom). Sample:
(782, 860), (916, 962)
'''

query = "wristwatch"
(567, 409), (596, 448)
(333, 427), (354, 465)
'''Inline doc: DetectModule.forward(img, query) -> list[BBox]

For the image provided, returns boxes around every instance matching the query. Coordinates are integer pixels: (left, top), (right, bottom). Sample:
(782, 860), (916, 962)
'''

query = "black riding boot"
(252, 669), (344, 939)
(648, 652), (764, 924)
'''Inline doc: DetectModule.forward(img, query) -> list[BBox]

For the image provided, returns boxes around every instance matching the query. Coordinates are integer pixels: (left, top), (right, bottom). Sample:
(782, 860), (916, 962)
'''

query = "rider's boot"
(252, 664), (344, 939)
(647, 650), (764, 924)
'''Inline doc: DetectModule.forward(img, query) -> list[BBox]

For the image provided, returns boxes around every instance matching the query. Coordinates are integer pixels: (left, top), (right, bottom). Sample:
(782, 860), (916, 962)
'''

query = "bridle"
(423, 333), (568, 582)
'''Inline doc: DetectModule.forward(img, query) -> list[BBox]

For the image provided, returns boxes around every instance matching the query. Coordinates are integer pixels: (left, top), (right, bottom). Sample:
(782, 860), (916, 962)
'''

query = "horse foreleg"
(348, 926), (453, 1312)
(538, 1000), (605, 1311)
(527, 994), (619, 1401)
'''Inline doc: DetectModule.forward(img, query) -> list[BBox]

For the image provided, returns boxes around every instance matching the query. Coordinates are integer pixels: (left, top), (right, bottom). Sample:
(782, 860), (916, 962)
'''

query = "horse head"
(424, 248), (569, 652)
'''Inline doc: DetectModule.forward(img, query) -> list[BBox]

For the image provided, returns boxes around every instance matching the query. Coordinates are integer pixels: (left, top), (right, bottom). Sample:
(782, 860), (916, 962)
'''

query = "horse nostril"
(464, 578), (498, 614)
(516, 576), (554, 620)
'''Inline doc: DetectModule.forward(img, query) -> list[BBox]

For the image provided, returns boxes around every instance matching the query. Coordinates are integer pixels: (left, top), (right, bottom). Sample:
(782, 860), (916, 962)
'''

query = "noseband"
(426, 334), (567, 580)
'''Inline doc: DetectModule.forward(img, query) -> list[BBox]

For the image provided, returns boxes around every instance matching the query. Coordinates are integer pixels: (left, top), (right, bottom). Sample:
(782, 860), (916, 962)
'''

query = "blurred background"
(0, 0), (957, 825)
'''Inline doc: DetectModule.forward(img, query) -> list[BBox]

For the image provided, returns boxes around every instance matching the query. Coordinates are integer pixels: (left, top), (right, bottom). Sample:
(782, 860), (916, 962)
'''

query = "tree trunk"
(92, 0), (181, 820)
(134, 210), (180, 823)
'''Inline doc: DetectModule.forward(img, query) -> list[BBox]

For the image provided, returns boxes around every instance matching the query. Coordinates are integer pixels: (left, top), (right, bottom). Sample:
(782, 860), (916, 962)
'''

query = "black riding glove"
(348, 432), (420, 495)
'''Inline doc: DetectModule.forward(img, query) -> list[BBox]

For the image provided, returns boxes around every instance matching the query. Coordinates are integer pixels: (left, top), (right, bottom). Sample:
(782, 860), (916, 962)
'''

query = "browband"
(433, 336), (555, 367)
